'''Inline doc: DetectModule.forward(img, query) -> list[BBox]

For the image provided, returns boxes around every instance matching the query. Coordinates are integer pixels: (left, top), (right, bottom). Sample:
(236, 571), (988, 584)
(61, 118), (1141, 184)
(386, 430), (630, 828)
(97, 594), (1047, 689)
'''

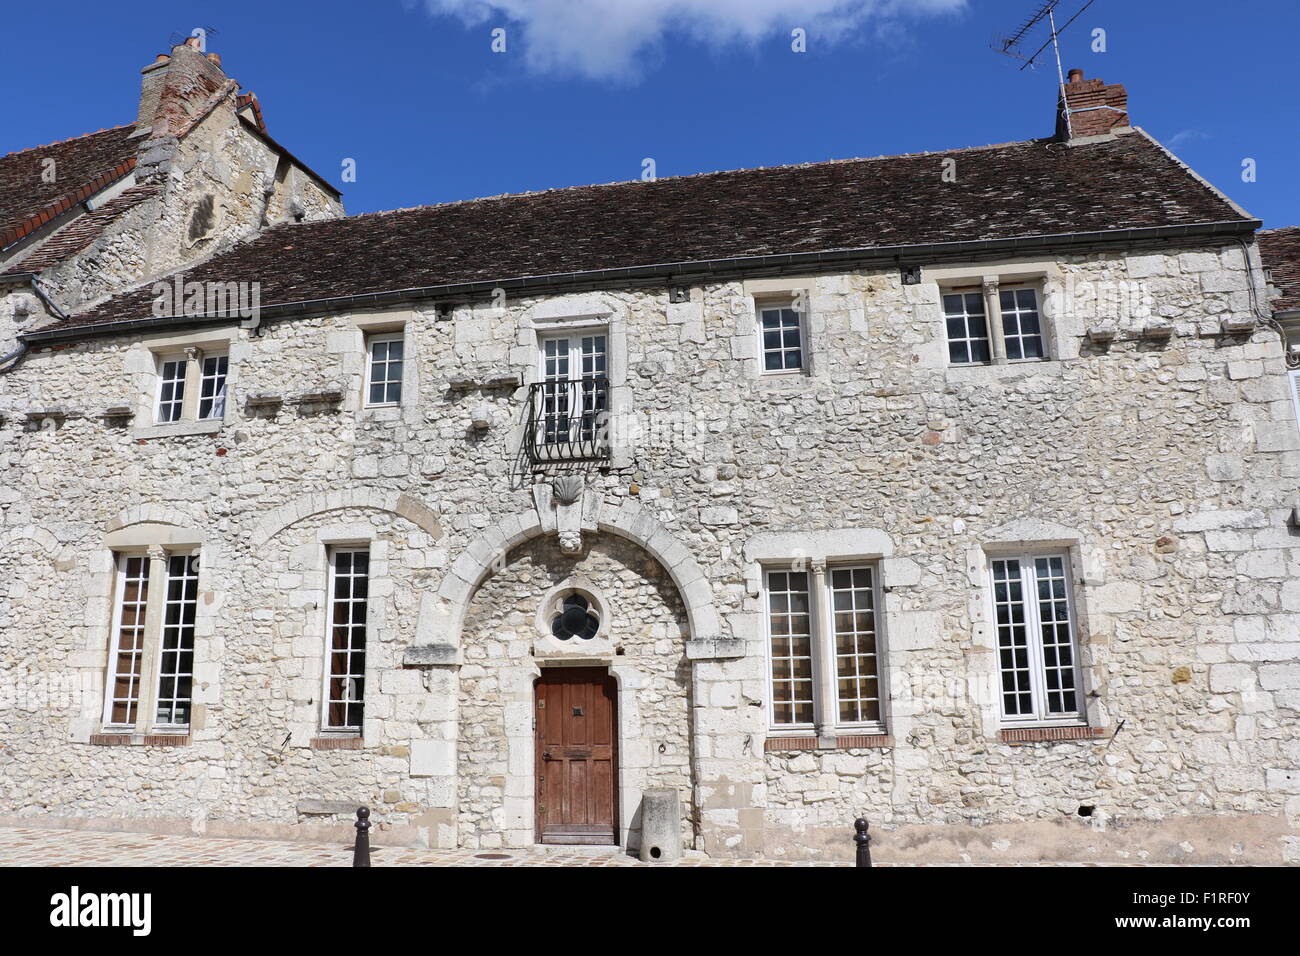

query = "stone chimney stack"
(135, 37), (232, 139)
(1056, 68), (1131, 142)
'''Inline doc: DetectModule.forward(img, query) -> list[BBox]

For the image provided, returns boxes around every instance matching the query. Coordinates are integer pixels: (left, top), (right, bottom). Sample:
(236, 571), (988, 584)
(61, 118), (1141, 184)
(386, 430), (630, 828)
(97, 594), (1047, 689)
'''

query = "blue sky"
(5, 0), (1298, 227)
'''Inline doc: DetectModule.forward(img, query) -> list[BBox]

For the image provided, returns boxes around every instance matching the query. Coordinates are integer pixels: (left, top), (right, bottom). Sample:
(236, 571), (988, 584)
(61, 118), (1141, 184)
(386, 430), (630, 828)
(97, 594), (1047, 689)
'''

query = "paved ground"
(0, 826), (1195, 866)
(0, 826), (846, 866)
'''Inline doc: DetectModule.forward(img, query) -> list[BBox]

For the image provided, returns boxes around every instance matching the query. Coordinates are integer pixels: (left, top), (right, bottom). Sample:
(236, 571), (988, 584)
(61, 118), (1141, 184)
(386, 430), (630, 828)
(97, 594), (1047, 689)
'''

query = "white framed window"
(154, 349), (229, 424)
(536, 330), (608, 449)
(323, 548), (370, 732)
(758, 302), (804, 372)
(943, 291), (991, 365)
(103, 550), (200, 731)
(766, 569), (815, 727)
(989, 552), (1083, 726)
(156, 356), (187, 423)
(944, 283), (1048, 365)
(197, 354), (228, 420)
(104, 555), (150, 727)
(829, 566), (882, 725)
(764, 563), (885, 733)
(998, 287), (1045, 361)
(365, 333), (404, 407)
(154, 554), (199, 728)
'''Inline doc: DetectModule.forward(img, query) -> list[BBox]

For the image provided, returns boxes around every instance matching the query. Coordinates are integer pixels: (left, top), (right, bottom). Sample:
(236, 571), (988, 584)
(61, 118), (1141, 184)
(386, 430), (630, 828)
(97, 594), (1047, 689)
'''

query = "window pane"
(155, 554), (199, 726)
(992, 559), (1033, 717)
(830, 566), (881, 724)
(1034, 555), (1078, 715)
(767, 570), (814, 726)
(107, 555), (149, 726)
(759, 306), (803, 372)
(198, 354), (228, 420)
(366, 336), (404, 406)
(157, 359), (186, 423)
(943, 292), (991, 366)
(1000, 288), (1045, 362)
(325, 549), (369, 730)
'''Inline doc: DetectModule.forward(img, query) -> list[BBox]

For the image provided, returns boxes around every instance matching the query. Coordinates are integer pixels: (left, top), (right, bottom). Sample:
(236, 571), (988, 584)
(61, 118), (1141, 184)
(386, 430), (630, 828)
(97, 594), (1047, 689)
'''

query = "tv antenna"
(992, 0), (1099, 139)
(168, 26), (220, 48)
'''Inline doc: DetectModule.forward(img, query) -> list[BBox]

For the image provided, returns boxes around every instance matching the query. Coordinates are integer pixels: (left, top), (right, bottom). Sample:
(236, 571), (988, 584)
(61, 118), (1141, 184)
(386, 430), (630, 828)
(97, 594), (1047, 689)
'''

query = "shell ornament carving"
(551, 475), (584, 505)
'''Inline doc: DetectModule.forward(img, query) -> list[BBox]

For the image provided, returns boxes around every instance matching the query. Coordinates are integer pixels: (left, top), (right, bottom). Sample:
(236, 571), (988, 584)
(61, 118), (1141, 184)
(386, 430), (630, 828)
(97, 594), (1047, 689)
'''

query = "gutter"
(18, 218), (1261, 346)
(1, 273), (67, 372)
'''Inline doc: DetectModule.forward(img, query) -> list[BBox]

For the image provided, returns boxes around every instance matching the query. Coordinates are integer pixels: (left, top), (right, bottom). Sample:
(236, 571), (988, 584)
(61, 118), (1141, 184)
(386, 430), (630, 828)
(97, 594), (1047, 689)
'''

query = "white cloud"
(1167, 128), (1209, 151)
(416, 0), (967, 81)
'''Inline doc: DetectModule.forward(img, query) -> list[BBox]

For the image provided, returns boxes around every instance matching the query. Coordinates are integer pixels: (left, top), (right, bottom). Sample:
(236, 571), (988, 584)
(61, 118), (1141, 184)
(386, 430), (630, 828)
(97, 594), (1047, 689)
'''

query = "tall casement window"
(944, 283), (1047, 365)
(154, 348), (230, 424)
(765, 562), (885, 733)
(324, 548), (370, 733)
(535, 330), (608, 451)
(365, 332), (404, 406)
(104, 549), (200, 731)
(758, 302), (804, 372)
(990, 553), (1082, 726)
(829, 567), (882, 725)
(766, 569), (814, 726)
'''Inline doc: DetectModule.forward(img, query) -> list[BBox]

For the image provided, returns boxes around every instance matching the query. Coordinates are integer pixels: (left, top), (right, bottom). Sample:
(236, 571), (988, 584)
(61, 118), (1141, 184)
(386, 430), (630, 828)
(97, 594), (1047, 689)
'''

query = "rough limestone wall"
(457, 535), (693, 849)
(0, 239), (1295, 860)
(716, 245), (1299, 861)
(34, 102), (342, 315)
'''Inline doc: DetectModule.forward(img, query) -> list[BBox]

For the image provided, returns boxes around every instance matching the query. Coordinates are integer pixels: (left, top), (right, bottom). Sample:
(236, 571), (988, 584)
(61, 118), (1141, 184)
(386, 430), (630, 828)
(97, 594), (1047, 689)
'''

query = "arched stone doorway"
(457, 531), (693, 850)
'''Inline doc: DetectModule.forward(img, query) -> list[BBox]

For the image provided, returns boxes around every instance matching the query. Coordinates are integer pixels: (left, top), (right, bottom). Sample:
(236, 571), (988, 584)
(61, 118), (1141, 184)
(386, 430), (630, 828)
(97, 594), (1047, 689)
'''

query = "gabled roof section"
(235, 92), (267, 134)
(0, 125), (139, 249)
(1260, 226), (1300, 315)
(45, 129), (1258, 337)
(6, 185), (160, 275)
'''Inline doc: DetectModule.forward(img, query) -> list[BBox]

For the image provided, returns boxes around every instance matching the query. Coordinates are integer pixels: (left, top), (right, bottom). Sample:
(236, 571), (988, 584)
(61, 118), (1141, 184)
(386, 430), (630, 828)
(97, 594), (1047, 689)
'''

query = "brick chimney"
(135, 37), (233, 139)
(1056, 68), (1131, 142)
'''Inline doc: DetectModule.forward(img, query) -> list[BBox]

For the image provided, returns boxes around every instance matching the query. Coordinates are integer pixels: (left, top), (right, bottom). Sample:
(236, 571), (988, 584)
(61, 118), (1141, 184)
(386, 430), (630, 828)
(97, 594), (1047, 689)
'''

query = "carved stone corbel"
(534, 476), (591, 553)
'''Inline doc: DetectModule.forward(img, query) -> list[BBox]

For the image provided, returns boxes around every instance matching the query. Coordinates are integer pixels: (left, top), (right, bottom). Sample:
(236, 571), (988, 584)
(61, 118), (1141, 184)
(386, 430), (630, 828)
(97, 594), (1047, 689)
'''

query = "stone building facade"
(1, 57), (1297, 863)
(0, 38), (342, 360)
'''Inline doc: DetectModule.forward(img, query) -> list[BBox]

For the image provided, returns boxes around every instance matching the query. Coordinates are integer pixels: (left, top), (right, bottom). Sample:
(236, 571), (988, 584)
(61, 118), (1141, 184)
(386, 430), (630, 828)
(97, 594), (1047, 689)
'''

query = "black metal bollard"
(353, 806), (371, 867)
(853, 817), (872, 867)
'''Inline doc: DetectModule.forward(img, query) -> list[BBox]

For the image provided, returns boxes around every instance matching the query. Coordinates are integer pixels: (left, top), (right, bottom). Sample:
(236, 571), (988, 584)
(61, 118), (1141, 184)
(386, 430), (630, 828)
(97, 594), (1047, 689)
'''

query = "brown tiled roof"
(1260, 226), (1300, 314)
(7, 185), (159, 274)
(235, 92), (267, 133)
(0, 125), (138, 250)
(52, 130), (1255, 335)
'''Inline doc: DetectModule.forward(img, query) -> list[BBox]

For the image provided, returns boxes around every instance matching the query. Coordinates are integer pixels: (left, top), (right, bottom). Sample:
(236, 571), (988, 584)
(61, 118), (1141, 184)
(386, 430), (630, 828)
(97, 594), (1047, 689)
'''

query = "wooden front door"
(535, 668), (618, 845)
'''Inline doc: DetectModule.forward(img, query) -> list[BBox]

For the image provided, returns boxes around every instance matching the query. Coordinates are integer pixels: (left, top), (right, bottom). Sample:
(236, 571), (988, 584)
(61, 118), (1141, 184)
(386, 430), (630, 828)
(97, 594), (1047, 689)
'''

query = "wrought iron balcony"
(525, 376), (611, 464)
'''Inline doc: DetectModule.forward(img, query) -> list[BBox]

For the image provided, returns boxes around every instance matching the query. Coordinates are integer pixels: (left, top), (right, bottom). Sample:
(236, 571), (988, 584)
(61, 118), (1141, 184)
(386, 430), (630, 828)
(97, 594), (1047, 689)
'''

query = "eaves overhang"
(20, 217), (1261, 346)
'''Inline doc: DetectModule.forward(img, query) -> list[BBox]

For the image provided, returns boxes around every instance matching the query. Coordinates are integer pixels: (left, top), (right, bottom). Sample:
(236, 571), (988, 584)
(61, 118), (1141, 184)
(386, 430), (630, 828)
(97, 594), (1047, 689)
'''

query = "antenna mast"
(992, 0), (1099, 139)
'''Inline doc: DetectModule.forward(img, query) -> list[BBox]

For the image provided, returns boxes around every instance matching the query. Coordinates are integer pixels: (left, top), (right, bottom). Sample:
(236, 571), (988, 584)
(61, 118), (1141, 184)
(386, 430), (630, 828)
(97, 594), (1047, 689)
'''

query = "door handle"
(542, 751), (554, 761)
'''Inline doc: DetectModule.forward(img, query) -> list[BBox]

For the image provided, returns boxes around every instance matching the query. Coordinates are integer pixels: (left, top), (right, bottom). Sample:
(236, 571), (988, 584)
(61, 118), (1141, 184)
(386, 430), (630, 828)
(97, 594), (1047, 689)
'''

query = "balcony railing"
(525, 376), (611, 464)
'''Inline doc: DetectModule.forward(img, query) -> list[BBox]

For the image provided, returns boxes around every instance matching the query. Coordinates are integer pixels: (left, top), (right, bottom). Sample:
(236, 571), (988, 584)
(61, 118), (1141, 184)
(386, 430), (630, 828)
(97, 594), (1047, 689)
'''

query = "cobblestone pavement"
(0, 826), (832, 866)
(0, 826), (1185, 866)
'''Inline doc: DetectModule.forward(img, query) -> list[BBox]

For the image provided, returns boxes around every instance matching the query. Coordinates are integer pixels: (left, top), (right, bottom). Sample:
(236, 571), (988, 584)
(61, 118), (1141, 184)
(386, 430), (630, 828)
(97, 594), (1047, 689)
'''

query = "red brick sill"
(88, 733), (190, 747)
(999, 726), (1106, 745)
(765, 734), (894, 752)
(311, 736), (364, 751)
